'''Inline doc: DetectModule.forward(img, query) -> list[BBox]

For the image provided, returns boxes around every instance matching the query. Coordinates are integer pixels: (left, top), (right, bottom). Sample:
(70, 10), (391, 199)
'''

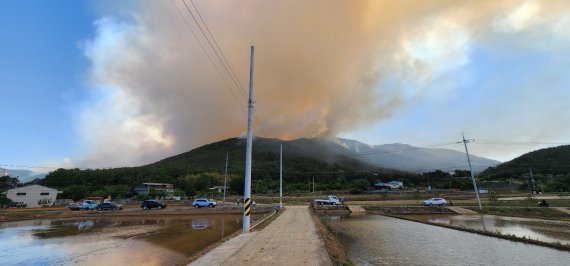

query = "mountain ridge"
(480, 145), (570, 179)
(152, 136), (499, 173)
(335, 138), (499, 172)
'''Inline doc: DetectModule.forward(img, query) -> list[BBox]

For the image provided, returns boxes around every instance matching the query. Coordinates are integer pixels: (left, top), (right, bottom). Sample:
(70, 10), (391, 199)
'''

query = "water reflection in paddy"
(405, 214), (570, 245)
(321, 214), (570, 266)
(0, 215), (244, 265)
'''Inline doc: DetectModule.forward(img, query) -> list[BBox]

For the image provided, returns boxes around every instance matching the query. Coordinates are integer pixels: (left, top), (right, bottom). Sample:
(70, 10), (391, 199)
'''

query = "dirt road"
(190, 205), (332, 266)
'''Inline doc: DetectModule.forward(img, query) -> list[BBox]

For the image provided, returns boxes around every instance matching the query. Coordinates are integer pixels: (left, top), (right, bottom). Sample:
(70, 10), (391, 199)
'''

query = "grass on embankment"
(311, 211), (353, 266)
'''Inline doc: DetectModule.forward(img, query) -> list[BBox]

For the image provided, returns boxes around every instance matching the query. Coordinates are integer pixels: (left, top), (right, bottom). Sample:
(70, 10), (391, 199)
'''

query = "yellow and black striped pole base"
(244, 198), (251, 216)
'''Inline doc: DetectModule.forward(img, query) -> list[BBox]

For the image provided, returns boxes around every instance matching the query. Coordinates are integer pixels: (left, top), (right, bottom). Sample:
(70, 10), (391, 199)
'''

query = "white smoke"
(71, 0), (570, 166)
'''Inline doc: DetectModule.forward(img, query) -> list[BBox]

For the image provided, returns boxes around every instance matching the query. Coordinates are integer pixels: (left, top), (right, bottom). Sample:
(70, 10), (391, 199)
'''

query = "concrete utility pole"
(312, 177), (315, 196)
(280, 144), (283, 209)
(242, 45), (255, 234)
(461, 133), (482, 212)
(223, 152), (228, 203)
(530, 168), (536, 190)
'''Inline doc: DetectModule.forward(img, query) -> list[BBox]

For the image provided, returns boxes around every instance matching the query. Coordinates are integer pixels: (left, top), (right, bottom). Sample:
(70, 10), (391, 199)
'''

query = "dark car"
(94, 202), (123, 211)
(141, 200), (166, 210)
(68, 203), (83, 211)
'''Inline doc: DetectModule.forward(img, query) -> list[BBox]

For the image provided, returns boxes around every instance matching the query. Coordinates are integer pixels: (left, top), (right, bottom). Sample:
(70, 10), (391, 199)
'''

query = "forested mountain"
(43, 137), (394, 193)
(44, 136), (498, 188)
(39, 137), (503, 199)
(479, 145), (570, 180)
(40, 137), (387, 199)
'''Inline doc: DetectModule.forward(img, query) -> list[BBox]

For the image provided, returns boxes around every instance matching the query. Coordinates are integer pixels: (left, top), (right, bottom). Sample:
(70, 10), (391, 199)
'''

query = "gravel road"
(190, 205), (332, 266)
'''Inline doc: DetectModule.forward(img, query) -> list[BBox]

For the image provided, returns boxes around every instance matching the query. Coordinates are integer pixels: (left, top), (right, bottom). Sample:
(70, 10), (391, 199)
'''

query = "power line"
(504, 163), (570, 167)
(475, 140), (570, 146)
(189, 0), (248, 98)
(182, 0), (248, 100)
(185, 0), (265, 134)
(173, 0), (268, 133)
(170, 0), (247, 115)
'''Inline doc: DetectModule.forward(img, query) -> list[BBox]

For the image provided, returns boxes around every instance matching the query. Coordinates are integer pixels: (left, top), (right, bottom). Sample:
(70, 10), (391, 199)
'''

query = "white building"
(5, 185), (60, 208)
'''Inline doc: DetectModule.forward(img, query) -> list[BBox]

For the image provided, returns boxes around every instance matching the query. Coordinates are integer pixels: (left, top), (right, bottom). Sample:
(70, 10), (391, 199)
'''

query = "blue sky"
(2, 0), (570, 171)
(0, 1), (95, 167)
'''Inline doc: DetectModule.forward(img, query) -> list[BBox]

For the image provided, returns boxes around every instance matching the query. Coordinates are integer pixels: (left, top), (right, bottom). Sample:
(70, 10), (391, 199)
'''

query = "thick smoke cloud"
(74, 0), (570, 167)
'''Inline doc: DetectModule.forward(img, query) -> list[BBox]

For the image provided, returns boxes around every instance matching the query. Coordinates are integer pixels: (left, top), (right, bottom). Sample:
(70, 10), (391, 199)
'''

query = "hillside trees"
(174, 172), (225, 197)
(0, 175), (20, 191)
(229, 175), (245, 195)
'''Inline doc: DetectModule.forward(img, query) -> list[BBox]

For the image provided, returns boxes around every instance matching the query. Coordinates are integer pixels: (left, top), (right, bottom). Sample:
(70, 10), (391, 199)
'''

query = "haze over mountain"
(338, 139), (499, 172)
(154, 137), (499, 174)
(40, 136), (501, 194)
(2, 169), (46, 183)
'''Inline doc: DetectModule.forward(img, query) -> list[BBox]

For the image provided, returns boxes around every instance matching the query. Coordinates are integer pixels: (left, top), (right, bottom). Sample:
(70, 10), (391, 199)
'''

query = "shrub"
(136, 194), (150, 201)
(37, 198), (53, 207)
(488, 191), (499, 204)
(349, 188), (362, 194)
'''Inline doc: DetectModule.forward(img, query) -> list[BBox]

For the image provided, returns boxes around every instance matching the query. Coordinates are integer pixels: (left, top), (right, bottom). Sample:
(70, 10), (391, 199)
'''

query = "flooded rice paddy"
(321, 214), (570, 265)
(0, 215), (245, 265)
(406, 214), (570, 245)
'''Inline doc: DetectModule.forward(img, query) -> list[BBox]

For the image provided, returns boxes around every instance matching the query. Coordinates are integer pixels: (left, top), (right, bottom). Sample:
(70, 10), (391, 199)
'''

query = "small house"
(5, 185), (60, 208)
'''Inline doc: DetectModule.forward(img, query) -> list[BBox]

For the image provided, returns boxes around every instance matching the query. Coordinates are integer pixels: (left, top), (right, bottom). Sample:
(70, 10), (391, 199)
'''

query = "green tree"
(350, 178), (370, 190)
(61, 184), (92, 201)
(0, 194), (13, 207)
(149, 189), (167, 198)
(193, 174), (210, 191)
(229, 176), (244, 195)
(37, 198), (53, 207)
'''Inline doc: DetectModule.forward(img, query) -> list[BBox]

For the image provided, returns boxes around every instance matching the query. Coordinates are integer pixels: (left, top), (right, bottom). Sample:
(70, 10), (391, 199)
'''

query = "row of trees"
(24, 161), (570, 201)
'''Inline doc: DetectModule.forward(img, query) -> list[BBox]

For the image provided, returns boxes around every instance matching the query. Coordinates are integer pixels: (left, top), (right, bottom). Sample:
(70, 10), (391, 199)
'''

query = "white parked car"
(423, 198), (448, 206)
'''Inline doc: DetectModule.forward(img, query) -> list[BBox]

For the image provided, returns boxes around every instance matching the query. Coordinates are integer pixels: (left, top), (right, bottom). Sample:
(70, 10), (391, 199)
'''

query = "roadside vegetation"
(311, 210), (353, 266)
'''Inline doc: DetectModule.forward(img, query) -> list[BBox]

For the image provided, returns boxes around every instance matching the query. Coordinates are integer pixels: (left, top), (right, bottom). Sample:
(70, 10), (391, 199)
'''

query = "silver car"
(423, 198), (448, 206)
(192, 198), (217, 208)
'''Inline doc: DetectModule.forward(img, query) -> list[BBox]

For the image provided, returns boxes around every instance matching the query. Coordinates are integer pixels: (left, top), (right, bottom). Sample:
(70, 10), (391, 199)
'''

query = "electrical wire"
(182, 0), (248, 100)
(175, 0), (266, 132)
(475, 140), (570, 146)
(189, 0), (248, 98)
(170, 0), (248, 116)
(188, 0), (265, 133)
